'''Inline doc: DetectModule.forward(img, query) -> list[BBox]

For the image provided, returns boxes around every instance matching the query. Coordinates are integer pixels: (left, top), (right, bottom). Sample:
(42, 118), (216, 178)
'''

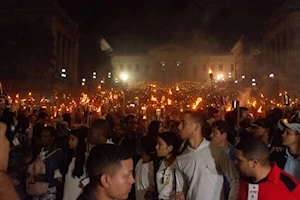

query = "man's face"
(178, 113), (197, 140)
(126, 117), (138, 132)
(210, 128), (227, 146)
(106, 159), (135, 199)
(235, 150), (254, 177)
(241, 110), (249, 121)
(282, 128), (299, 147)
(88, 127), (106, 145)
(253, 126), (265, 138)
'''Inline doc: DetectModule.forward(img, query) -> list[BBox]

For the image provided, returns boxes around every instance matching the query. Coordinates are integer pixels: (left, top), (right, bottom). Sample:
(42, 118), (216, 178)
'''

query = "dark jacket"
(77, 186), (97, 200)
(269, 147), (288, 170)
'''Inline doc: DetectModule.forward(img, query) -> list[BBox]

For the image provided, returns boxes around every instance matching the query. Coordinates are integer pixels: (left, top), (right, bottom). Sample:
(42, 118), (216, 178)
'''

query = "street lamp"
(93, 72), (97, 79)
(242, 75), (246, 79)
(108, 72), (112, 79)
(120, 73), (128, 82)
(81, 78), (86, 86)
(61, 68), (67, 78)
(269, 73), (275, 78)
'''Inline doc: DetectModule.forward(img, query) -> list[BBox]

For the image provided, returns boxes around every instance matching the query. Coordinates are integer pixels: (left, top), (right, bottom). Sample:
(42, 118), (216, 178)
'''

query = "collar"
(188, 138), (210, 152)
(285, 148), (300, 160)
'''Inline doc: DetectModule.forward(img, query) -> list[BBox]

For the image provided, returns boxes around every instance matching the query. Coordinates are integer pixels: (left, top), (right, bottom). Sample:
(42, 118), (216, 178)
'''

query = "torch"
(208, 69), (214, 89)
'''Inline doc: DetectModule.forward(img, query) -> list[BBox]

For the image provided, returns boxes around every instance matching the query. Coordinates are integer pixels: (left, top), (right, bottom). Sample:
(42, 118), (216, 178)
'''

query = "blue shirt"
(284, 148), (300, 181)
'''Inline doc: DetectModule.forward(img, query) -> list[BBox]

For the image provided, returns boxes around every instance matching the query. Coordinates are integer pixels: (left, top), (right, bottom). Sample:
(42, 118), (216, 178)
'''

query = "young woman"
(155, 132), (184, 200)
(63, 128), (86, 200)
(32, 126), (63, 200)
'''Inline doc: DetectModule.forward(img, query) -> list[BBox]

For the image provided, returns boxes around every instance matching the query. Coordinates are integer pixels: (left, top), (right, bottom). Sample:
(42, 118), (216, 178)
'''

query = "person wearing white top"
(135, 135), (157, 200)
(63, 128), (87, 200)
(176, 111), (240, 200)
(155, 132), (184, 200)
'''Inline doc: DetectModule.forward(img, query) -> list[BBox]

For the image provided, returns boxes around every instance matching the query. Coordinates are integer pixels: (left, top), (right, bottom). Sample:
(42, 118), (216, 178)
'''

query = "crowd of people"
(1, 105), (300, 200)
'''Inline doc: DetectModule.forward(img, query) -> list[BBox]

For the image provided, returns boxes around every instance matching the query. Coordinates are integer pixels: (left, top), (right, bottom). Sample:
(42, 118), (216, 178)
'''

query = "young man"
(270, 120), (300, 181)
(177, 111), (239, 200)
(236, 137), (300, 200)
(250, 118), (274, 148)
(77, 144), (135, 200)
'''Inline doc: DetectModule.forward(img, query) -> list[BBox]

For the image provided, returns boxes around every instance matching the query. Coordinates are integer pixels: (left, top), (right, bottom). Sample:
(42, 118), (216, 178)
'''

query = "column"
(57, 33), (63, 72)
(68, 41), (73, 82)
(73, 39), (79, 84)
(63, 37), (69, 72)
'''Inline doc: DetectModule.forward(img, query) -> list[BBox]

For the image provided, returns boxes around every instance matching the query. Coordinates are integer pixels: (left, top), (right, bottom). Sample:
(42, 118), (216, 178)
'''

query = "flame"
(176, 85), (180, 92)
(142, 115), (147, 120)
(96, 107), (101, 113)
(192, 97), (203, 110)
(16, 94), (19, 99)
(257, 106), (263, 113)
(98, 85), (101, 90)
(252, 101), (257, 107)
(168, 89), (173, 95)
(167, 98), (172, 105)
(226, 106), (232, 111)
(208, 68), (213, 74)
(151, 95), (157, 102)
(28, 92), (32, 96)
(40, 98), (45, 103)
(260, 93), (264, 98)
(141, 106), (146, 111)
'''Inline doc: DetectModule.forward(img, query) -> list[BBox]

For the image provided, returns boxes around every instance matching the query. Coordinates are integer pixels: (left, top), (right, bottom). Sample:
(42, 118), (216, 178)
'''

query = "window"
(219, 64), (223, 71)
(193, 66), (197, 77)
(136, 64), (140, 72)
(120, 64), (124, 70)
(211, 64), (215, 71)
(128, 65), (132, 72)
(202, 64), (206, 71)
(231, 64), (234, 71)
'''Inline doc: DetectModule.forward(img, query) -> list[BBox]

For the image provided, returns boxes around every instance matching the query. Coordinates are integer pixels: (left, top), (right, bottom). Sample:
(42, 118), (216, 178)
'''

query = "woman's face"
(158, 122), (164, 134)
(155, 137), (171, 157)
(68, 134), (78, 149)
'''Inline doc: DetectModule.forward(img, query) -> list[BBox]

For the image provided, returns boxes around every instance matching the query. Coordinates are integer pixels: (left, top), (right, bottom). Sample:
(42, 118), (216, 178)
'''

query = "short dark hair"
(212, 120), (235, 142)
(90, 119), (111, 138)
(42, 126), (56, 137)
(183, 111), (204, 127)
(87, 144), (132, 186)
(124, 114), (136, 124)
(236, 136), (270, 165)
(37, 112), (48, 121)
(159, 132), (182, 156)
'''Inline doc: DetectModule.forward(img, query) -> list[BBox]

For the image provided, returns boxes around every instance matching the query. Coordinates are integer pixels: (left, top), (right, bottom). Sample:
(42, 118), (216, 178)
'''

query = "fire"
(141, 106), (146, 111)
(28, 92), (32, 96)
(257, 106), (263, 113)
(142, 115), (147, 120)
(151, 95), (157, 102)
(167, 98), (172, 105)
(96, 107), (101, 113)
(260, 93), (264, 98)
(168, 89), (173, 95)
(176, 85), (180, 92)
(16, 94), (19, 99)
(192, 97), (203, 110)
(226, 106), (232, 111)
(252, 101), (257, 107)
(208, 68), (213, 74)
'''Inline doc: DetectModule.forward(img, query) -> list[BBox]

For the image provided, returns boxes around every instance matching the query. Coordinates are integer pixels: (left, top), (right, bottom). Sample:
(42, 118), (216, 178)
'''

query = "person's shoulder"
(279, 170), (300, 193)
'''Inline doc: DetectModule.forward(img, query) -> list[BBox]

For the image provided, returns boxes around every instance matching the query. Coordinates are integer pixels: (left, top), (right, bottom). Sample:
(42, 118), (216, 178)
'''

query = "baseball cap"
(278, 119), (300, 134)
(250, 118), (274, 132)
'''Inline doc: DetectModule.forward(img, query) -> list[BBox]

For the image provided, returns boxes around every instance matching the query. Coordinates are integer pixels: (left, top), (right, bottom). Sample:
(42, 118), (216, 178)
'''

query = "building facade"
(0, 0), (80, 94)
(263, 0), (300, 95)
(112, 44), (235, 83)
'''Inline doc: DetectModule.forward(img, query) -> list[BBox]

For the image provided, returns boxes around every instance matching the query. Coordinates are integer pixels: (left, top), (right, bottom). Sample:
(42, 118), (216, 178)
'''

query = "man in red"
(236, 136), (300, 200)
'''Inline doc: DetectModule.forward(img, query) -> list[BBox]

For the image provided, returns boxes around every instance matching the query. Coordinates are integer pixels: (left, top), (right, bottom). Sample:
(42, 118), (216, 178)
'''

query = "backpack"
(26, 148), (61, 196)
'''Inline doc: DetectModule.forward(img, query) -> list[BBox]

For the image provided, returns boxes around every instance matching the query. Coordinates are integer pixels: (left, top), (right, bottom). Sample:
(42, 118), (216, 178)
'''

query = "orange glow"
(252, 101), (257, 107)
(28, 92), (32, 96)
(151, 95), (157, 102)
(257, 106), (263, 113)
(226, 106), (232, 111)
(260, 93), (264, 98)
(208, 68), (213, 74)
(192, 97), (203, 110)
(142, 115), (147, 120)
(167, 98), (172, 105)
(16, 94), (19, 99)
(168, 89), (173, 95)
(96, 107), (101, 113)
(141, 106), (146, 111)
(176, 85), (180, 92)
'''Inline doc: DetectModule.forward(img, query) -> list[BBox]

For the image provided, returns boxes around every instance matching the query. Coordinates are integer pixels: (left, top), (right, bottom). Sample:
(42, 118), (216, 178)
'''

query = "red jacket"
(239, 163), (300, 200)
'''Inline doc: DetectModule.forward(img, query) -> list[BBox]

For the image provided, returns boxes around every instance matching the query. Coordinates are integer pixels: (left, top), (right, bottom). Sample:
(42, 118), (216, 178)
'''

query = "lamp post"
(208, 68), (214, 89)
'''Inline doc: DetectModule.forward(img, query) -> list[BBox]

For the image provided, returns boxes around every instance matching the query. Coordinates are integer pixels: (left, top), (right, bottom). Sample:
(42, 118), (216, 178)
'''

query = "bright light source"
(93, 75), (96, 79)
(82, 78), (86, 82)
(93, 72), (97, 75)
(120, 73), (128, 81)
(252, 82), (256, 86)
(62, 68), (66, 73)
(81, 82), (85, 86)
(217, 74), (224, 80)
(252, 78), (256, 82)
(235, 80), (238, 84)
(100, 80), (104, 84)
(115, 78), (118, 83)
(242, 75), (246, 79)
(269, 73), (275, 78)
(61, 74), (67, 78)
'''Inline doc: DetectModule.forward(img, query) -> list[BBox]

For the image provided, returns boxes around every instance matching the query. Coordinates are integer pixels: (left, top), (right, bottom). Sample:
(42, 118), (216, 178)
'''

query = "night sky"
(59, 0), (285, 53)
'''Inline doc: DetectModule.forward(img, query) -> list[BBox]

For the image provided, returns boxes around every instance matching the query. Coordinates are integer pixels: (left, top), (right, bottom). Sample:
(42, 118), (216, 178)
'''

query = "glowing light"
(96, 107), (101, 113)
(168, 89), (173, 95)
(226, 106), (232, 111)
(257, 106), (263, 113)
(217, 74), (224, 80)
(151, 95), (157, 102)
(120, 73), (128, 81)
(28, 92), (32, 96)
(62, 68), (66, 73)
(242, 75), (245, 79)
(260, 93), (264, 98)
(192, 97), (203, 110)
(208, 68), (213, 74)
(269, 73), (274, 78)
(176, 85), (180, 92)
(142, 115), (147, 120)
(167, 98), (172, 105)
(234, 80), (238, 84)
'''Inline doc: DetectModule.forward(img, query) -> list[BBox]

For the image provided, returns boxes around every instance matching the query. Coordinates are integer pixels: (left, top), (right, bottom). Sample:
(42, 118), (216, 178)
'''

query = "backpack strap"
(44, 148), (62, 160)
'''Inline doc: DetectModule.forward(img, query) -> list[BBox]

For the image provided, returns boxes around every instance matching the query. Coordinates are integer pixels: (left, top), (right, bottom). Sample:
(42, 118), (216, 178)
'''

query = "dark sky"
(58, 0), (286, 53)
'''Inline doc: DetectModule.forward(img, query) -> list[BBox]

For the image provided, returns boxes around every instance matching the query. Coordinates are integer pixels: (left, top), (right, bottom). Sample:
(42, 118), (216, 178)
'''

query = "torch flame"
(176, 85), (180, 92)
(168, 89), (173, 95)
(151, 95), (157, 102)
(96, 107), (101, 113)
(226, 106), (232, 111)
(257, 106), (263, 113)
(208, 68), (213, 74)
(167, 98), (172, 105)
(192, 97), (203, 110)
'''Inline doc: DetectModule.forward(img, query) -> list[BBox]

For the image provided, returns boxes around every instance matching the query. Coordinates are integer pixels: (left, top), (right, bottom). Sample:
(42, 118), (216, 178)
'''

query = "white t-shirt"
(135, 159), (155, 200)
(176, 138), (239, 200)
(63, 158), (86, 200)
(156, 160), (184, 200)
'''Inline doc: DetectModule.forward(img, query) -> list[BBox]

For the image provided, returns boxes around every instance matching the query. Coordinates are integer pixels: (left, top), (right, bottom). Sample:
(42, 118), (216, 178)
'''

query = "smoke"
(237, 88), (251, 106)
